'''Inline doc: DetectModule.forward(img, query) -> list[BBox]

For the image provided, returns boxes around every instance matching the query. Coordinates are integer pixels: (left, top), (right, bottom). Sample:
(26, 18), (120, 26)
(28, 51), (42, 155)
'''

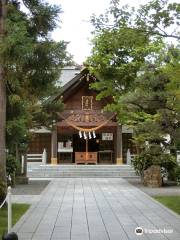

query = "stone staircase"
(27, 163), (139, 178)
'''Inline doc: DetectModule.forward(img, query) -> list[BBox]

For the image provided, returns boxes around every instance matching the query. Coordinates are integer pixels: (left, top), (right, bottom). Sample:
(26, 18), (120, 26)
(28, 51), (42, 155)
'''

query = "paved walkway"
(12, 178), (180, 240)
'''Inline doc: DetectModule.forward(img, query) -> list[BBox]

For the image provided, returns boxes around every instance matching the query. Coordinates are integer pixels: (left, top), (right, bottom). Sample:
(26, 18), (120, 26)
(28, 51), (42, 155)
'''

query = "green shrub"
(175, 166), (180, 185)
(132, 154), (151, 177)
(6, 154), (18, 186)
(131, 145), (177, 179)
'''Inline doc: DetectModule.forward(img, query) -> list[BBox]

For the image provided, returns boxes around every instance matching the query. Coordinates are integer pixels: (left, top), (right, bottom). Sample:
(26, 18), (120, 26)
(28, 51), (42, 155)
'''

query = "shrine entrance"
(73, 134), (100, 164)
(57, 129), (116, 165)
(73, 134), (100, 154)
(28, 68), (128, 165)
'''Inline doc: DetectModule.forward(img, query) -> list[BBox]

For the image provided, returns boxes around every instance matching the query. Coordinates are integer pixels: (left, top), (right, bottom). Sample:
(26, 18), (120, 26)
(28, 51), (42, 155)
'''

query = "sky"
(50, 0), (113, 64)
(47, 0), (158, 64)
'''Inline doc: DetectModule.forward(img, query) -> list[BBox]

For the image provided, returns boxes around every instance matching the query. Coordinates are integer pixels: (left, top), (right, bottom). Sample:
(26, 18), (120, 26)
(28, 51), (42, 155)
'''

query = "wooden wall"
(64, 81), (108, 110)
(28, 133), (51, 163)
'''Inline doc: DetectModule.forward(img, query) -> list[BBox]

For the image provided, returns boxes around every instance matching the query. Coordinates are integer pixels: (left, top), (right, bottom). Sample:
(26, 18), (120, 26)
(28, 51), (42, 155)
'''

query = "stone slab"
(11, 178), (180, 240)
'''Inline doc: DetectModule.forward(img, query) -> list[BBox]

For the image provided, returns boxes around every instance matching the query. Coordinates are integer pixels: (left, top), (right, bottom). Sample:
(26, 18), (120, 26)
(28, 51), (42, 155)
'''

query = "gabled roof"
(56, 66), (81, 87)
(49, 68), (90, 102)
(61, 68), (89, 94)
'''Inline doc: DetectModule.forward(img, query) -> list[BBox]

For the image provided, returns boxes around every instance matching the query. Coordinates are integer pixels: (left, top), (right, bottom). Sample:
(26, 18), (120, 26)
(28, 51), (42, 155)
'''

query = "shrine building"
(28, 67), (136, 164)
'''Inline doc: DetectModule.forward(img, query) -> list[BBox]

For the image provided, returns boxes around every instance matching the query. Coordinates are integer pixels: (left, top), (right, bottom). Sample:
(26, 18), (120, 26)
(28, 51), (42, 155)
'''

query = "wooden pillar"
(85, 137), (88, 163)
(116, 125), (123, 165)
(51, 126), (57, 164)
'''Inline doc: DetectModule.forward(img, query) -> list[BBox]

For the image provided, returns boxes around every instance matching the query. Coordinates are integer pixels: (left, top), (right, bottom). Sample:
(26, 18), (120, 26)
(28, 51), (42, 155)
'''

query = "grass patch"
(154, 196), (180, 215)
(0, 203), (30, 238)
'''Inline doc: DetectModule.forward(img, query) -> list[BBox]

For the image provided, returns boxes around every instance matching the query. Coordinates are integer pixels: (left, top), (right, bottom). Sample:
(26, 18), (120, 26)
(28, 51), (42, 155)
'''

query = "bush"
(132, 154), (151, 177)
(6, 154), (18, 186)
(131, 145), (177, 180)
(175, 166), (180, 185)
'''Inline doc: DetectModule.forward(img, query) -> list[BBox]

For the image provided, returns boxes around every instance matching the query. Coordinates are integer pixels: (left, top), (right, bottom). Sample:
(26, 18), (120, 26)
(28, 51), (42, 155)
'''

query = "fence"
(0, 186), (12, 233)
(26, 148), (47, 164)
(126, 149), (136, 165)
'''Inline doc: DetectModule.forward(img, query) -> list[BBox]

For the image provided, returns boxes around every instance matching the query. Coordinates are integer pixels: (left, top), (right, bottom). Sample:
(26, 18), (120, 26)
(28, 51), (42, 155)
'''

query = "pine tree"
(0, 0), (7, 204)
(0, 0), (71, 203)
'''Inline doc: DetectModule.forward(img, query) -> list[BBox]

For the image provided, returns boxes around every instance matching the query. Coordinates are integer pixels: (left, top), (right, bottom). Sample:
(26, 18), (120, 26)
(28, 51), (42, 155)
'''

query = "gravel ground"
(127, 178), (180, 196)
(11, 180), (50, 195)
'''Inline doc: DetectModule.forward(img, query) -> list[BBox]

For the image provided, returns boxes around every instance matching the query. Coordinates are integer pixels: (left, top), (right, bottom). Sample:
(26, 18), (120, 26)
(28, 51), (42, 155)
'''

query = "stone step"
(28, 165), (134, 169)
(27, 169), (135, 171)
(27, 164), (134, 169)
(27, 173), (138, 178)
(27, 163), (137, 178)
(28, 170), (136, 174)
(29, 166), (133, 169)
(27, 164), (138, 178)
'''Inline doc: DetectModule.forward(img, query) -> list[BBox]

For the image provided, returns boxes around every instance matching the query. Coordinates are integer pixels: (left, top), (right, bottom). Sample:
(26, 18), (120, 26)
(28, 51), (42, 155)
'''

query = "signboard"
(58, 141), (73, 152)
(82, 96), (93, 110)
(102, 133), (113, 141)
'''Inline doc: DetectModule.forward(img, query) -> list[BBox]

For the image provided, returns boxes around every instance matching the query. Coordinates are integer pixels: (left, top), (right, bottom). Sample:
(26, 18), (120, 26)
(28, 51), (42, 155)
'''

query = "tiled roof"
(47, 67), (87, 103)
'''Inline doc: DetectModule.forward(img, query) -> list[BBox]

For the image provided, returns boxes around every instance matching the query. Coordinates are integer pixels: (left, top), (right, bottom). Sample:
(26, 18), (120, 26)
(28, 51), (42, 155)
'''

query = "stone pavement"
(12, 178), (180, 240)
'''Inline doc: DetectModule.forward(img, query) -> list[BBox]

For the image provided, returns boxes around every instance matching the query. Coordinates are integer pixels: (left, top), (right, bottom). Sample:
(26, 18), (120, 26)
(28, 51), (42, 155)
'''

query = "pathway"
(12, 178), (180, 240)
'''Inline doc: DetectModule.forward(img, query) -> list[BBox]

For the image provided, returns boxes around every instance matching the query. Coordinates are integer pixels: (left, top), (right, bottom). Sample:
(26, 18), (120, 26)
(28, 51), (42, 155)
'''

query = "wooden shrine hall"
(28, 67), (136, 164)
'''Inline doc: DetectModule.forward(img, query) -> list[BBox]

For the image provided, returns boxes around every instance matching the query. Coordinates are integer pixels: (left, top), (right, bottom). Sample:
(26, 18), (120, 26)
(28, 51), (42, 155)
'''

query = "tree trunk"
(0, 0), (7, 204)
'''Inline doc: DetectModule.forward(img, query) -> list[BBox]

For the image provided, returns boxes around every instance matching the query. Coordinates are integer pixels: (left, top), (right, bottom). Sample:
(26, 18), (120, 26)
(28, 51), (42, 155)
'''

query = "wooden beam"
(85, 137), (88, 163)
(51, 126), (57, 164)
(116, 125), (123, 164)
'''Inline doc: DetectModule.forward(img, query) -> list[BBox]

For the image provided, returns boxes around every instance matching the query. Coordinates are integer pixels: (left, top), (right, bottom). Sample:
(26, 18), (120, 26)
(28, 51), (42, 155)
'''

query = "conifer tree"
(0, 0), (7, 203)
(0, 0), (71, 203)
(88, 0), (180, 179)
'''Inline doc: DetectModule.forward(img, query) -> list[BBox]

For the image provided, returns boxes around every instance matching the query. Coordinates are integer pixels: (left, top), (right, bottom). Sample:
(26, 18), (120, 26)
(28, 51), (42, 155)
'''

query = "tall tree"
(87, 0), (180, 177)
(0, 0), (7, 203)
(0, 0), (71, 203)
(88, 0), (180, 128)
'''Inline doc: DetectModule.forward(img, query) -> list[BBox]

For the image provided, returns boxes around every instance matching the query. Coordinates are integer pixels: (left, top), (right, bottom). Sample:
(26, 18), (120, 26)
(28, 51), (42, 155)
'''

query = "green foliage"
(154, 196), (180, 215)
(88, 0), (180, 178)
(90, 0), (180, 40)
(88, 27), (154, 98)
(132, 154), (149, 177)
(0, 203), (30, 238)
(6, 154), (17, 177)
(6, 154), (18, 186)
(174, 166), (180, 185)
(1, 0), (72, 159)
(132, 145), (177, 177)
